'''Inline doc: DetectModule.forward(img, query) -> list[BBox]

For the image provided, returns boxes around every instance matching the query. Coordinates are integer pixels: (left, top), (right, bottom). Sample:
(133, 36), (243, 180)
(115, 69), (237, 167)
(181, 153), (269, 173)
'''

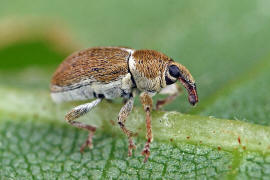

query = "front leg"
(156, 83), (182, 110)
(118, 96), (136, 156)
(140, 92), (153, 162)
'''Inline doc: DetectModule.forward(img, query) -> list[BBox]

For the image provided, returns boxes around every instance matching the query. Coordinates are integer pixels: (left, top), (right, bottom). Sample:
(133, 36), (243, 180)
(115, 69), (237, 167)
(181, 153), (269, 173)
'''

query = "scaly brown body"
(50, 46), (198, 162)
(51, 47), (130, 87)
(51, 47), (134, 102)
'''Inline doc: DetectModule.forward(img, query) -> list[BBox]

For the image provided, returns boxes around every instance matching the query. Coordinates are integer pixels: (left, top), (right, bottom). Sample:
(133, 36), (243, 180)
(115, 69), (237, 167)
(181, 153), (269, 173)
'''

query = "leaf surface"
(1, 0), (270, 179)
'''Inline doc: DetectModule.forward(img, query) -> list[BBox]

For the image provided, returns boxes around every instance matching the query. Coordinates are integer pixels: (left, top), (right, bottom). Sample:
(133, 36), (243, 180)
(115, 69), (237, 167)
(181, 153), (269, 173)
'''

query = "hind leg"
(118, 96), (136, 156)
(65, 98), (102, 152)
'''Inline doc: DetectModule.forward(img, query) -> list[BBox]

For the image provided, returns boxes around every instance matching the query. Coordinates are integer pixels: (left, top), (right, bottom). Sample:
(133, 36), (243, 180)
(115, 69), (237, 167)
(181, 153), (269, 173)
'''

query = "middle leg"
(140, 92), (153, 162)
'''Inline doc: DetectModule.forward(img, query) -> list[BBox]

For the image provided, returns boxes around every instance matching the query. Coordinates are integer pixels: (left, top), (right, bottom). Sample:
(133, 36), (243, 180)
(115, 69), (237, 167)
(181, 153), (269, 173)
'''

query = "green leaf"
(1, 86), (270, 179)
(1, 0), (270, 179)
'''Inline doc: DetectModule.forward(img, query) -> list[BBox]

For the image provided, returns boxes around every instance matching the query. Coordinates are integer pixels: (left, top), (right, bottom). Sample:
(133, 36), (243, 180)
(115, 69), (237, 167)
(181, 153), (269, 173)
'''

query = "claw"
(128, 143), (136, 157)
(141, 143), (150, 162)
(156, 100), (165, 110)
(80, 139), (93, 153)
(128, 138), (136, 156)
(80, 131), (94, 153)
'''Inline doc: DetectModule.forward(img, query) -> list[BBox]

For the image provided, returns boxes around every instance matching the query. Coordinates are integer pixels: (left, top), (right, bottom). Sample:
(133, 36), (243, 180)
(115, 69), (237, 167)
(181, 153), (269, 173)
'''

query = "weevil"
(50, 47), (198, 162)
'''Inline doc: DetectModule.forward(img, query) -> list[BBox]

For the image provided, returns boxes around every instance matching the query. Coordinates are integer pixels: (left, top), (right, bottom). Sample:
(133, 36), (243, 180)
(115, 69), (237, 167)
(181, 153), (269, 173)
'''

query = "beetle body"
(50, 47), (198, 162)
(51, 47), (135, 102)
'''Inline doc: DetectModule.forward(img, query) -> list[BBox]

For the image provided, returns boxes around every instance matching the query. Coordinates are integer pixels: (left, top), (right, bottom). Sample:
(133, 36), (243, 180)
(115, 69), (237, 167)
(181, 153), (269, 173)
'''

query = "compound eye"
(169, 65), (181, 78)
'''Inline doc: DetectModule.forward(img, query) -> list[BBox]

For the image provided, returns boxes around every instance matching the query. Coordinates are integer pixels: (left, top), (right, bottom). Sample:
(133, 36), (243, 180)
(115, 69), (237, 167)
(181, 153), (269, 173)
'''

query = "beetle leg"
(65, 98), (102, 152)
(118, 96), (136, 157)
(156, 83), (182, 110)
(140, 92), (153, 162)
(122, 98), (128, 104)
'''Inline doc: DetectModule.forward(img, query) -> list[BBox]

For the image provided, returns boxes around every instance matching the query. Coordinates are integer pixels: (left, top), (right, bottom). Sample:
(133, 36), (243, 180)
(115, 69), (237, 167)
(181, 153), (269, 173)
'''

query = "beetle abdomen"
(51, 76), (133, 102)
(51, 47), (134, 102)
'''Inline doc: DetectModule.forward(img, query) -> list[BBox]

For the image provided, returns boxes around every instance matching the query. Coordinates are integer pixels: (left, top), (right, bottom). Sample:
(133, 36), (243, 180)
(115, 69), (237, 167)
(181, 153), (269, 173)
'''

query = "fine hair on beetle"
(50, 46), (198, 162)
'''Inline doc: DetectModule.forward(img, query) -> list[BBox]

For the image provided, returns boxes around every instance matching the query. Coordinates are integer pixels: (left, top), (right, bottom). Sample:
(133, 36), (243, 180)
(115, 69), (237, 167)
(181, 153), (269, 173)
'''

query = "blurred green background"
(1, 0), (270, 179)
(1, 0), (270, 124)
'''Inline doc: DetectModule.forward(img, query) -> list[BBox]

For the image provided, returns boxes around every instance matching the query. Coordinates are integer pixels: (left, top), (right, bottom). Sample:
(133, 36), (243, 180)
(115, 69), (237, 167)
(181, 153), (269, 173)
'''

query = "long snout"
(179, 78), (198, 106)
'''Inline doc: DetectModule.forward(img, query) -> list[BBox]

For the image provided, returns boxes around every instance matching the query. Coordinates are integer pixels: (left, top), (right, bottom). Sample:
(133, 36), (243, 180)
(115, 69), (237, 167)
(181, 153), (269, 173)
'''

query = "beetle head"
(165, 61), (198, 106)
